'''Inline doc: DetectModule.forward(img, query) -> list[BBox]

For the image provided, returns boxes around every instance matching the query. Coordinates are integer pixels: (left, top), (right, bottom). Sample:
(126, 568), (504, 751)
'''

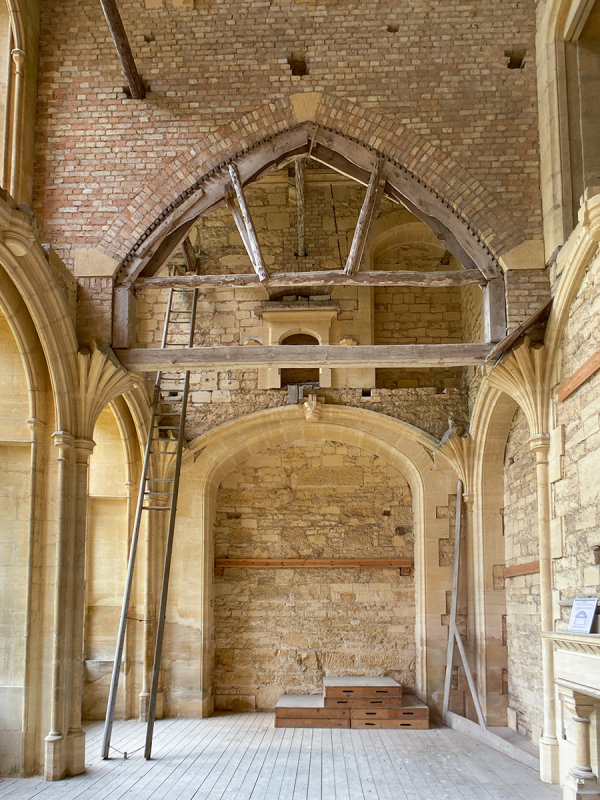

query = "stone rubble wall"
(503, 406), (542, 741)
(552, 250), (600, 621)
(212, 439), (415, 711)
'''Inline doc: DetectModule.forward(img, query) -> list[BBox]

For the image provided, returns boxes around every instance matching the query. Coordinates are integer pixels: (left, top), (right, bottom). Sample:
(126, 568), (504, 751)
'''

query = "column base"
(67, 727), (86, 776)
(539, 735), (560, 784)
(563, 774), (600, 799)
(139, 691), (149, 722)
(44, 734), (65, 781)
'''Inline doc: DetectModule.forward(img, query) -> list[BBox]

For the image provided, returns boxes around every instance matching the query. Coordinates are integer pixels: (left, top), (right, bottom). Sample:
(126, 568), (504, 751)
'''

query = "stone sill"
(542, 631), (600, 655)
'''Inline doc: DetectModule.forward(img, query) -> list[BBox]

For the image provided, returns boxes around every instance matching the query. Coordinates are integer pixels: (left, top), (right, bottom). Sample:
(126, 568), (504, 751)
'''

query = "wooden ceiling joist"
(116, 342), (492, 372)
(227, 163), (269, 281)
(136, 269), (486, 291)
(99, 0), (146, 100)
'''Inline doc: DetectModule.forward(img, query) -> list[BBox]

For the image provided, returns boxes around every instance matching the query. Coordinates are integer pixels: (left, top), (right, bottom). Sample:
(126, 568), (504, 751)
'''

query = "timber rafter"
(116, 124), (500, 286)
(99, 0), (145, 100)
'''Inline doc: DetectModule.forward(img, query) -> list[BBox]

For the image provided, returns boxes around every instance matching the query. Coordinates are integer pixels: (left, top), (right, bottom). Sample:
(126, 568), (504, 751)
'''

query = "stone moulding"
(542, 631), (600, 656)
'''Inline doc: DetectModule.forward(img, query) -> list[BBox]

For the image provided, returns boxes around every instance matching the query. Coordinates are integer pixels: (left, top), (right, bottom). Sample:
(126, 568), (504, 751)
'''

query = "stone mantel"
(543, 632), (600, 657)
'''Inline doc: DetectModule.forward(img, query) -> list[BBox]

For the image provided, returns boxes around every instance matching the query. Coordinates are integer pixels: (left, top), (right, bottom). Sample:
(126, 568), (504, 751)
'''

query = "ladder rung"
(149, 450), (179, 455)
(146, 477), (175, 483)
(145, 491), (174, 497)
(142, 505), (172, 511)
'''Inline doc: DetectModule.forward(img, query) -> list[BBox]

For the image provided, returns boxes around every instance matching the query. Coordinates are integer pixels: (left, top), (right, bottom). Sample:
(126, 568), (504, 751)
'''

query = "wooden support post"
(99, 0), (146, 99)
(227, 163), (269, 281)
(226, 193), (254, 264)
(181, 237), (197, 274)
(442, 479), (487, 729)
(295, 158), (306, 257)
(483, 276), (506, 343)
(344, 158), (385, 275)
(112, 285), (136, 349)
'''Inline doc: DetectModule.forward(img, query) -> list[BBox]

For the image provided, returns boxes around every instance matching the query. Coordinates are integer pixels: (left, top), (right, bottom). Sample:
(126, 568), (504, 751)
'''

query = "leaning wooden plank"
(135, 269), (486, 290)
(116, 343), (493, 372)
(99, 0), (145, 99)
(557, 346), (600, 402)
(228, 163), (269, 281)
(344, 158), (385, 275)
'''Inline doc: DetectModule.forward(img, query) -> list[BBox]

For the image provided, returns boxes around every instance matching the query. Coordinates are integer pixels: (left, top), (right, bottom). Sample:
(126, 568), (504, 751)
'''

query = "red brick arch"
(100, 94), (522, 283)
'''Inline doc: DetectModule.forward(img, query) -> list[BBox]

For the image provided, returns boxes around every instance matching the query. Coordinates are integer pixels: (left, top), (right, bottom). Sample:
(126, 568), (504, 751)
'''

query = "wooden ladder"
(102, 283), (198, 760)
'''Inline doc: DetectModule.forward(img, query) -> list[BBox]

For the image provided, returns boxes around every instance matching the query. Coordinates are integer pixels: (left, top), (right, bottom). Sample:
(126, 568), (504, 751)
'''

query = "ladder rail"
(144, 370), (191, 759)
(101, 382), (161, 758)
(102, 282), (198, 760)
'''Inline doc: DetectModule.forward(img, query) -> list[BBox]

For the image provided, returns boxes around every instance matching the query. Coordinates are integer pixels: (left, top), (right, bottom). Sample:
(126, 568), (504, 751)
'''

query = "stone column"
(559, 688), (600, 800)
(44, 432), (75, 781)
(530, 433), (559, 783)
(66, 437), (95, 777)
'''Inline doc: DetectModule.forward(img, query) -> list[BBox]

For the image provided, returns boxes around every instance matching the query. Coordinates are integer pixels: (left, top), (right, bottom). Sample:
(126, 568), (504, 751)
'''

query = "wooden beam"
(99, 0), (145, 99)
(225, 192), (254, 263)
(557, 347), (600, 402)
(115, 342), (493, 372)
(344, 158), (385, 275)
(135, 269), (486, 291)
(181, 236), (197, 274)
(215, 557), (413, 570)
(227, 163), (269, 281)
(295, 158), (306, 257)
(503, 561), (540, 579)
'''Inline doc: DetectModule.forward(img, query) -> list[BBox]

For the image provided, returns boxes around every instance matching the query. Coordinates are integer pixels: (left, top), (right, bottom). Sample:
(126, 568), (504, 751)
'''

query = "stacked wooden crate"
(275, 677), (429, 729)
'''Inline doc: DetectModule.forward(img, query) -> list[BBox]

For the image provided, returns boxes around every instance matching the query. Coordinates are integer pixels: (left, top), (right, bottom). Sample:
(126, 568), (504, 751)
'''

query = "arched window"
(280, 332), (320, 387)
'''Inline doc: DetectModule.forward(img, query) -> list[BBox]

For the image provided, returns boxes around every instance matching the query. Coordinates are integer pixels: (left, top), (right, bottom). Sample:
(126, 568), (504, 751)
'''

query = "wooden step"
(323, 676), (402, 698)
(275, 694), (349, 719)
(351, 718), (429, 730)
(324, 696), (400, 708)
(275, 717), (350, 729)
(351, 695), (429, 720)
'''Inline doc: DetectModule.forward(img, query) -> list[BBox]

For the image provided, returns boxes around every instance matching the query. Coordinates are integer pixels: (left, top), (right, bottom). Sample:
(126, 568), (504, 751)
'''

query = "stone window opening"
(280, 332), (320, 387)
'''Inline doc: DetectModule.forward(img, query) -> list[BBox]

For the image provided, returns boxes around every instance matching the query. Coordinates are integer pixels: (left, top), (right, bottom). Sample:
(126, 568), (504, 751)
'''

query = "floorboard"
(0, 715), (563, 800)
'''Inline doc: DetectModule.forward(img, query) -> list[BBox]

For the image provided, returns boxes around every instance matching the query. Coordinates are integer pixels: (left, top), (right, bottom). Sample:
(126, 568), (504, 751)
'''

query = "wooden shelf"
(214, 557), (412, 576)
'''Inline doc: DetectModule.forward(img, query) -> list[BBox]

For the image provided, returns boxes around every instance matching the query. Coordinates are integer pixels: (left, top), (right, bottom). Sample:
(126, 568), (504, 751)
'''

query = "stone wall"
(503, 406), (542, 740)
(552, 250), (600, 621)
(212, 439), (415, 711)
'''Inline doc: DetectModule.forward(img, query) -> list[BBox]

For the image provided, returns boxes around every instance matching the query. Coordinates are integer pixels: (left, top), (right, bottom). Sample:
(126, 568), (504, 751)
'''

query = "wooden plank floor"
(0, 714), (562, 799)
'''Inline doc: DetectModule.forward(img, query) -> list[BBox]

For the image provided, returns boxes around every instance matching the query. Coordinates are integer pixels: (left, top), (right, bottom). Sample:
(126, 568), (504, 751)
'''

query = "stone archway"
(165, 404), (458, 718)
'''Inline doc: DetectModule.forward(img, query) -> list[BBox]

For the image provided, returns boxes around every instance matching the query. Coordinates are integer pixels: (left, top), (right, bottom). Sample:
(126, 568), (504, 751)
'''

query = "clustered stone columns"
(44, 432), (95, 781)
(558, 687), (600, 800)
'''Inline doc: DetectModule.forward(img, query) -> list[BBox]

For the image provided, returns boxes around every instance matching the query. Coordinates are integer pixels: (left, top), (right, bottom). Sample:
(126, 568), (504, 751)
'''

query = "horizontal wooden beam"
(135, 269), (486, 291)
(215, 557), (413, 570)
(116, 343), (493, 372)
(557, 346), (600, 402)
(503, 561), (540, 579)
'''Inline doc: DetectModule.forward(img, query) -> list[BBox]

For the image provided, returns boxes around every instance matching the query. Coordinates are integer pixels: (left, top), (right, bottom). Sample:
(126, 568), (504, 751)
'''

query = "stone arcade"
(0, 0), (599, 797)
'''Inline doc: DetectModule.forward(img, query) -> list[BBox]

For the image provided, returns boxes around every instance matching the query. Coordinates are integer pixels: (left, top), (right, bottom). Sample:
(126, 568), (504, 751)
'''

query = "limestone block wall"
(0, 443), (32, 774)
(552, 249), (600, 619)
(83, 407), (135, 720)
(212, 439), (415, 711)
(136, 285), (470, 440)
(503, 407), (543, 740)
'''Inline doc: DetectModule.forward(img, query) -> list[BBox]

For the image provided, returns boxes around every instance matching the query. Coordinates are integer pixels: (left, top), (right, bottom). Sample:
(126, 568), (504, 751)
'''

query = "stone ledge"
(542, 631), (600, 655)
